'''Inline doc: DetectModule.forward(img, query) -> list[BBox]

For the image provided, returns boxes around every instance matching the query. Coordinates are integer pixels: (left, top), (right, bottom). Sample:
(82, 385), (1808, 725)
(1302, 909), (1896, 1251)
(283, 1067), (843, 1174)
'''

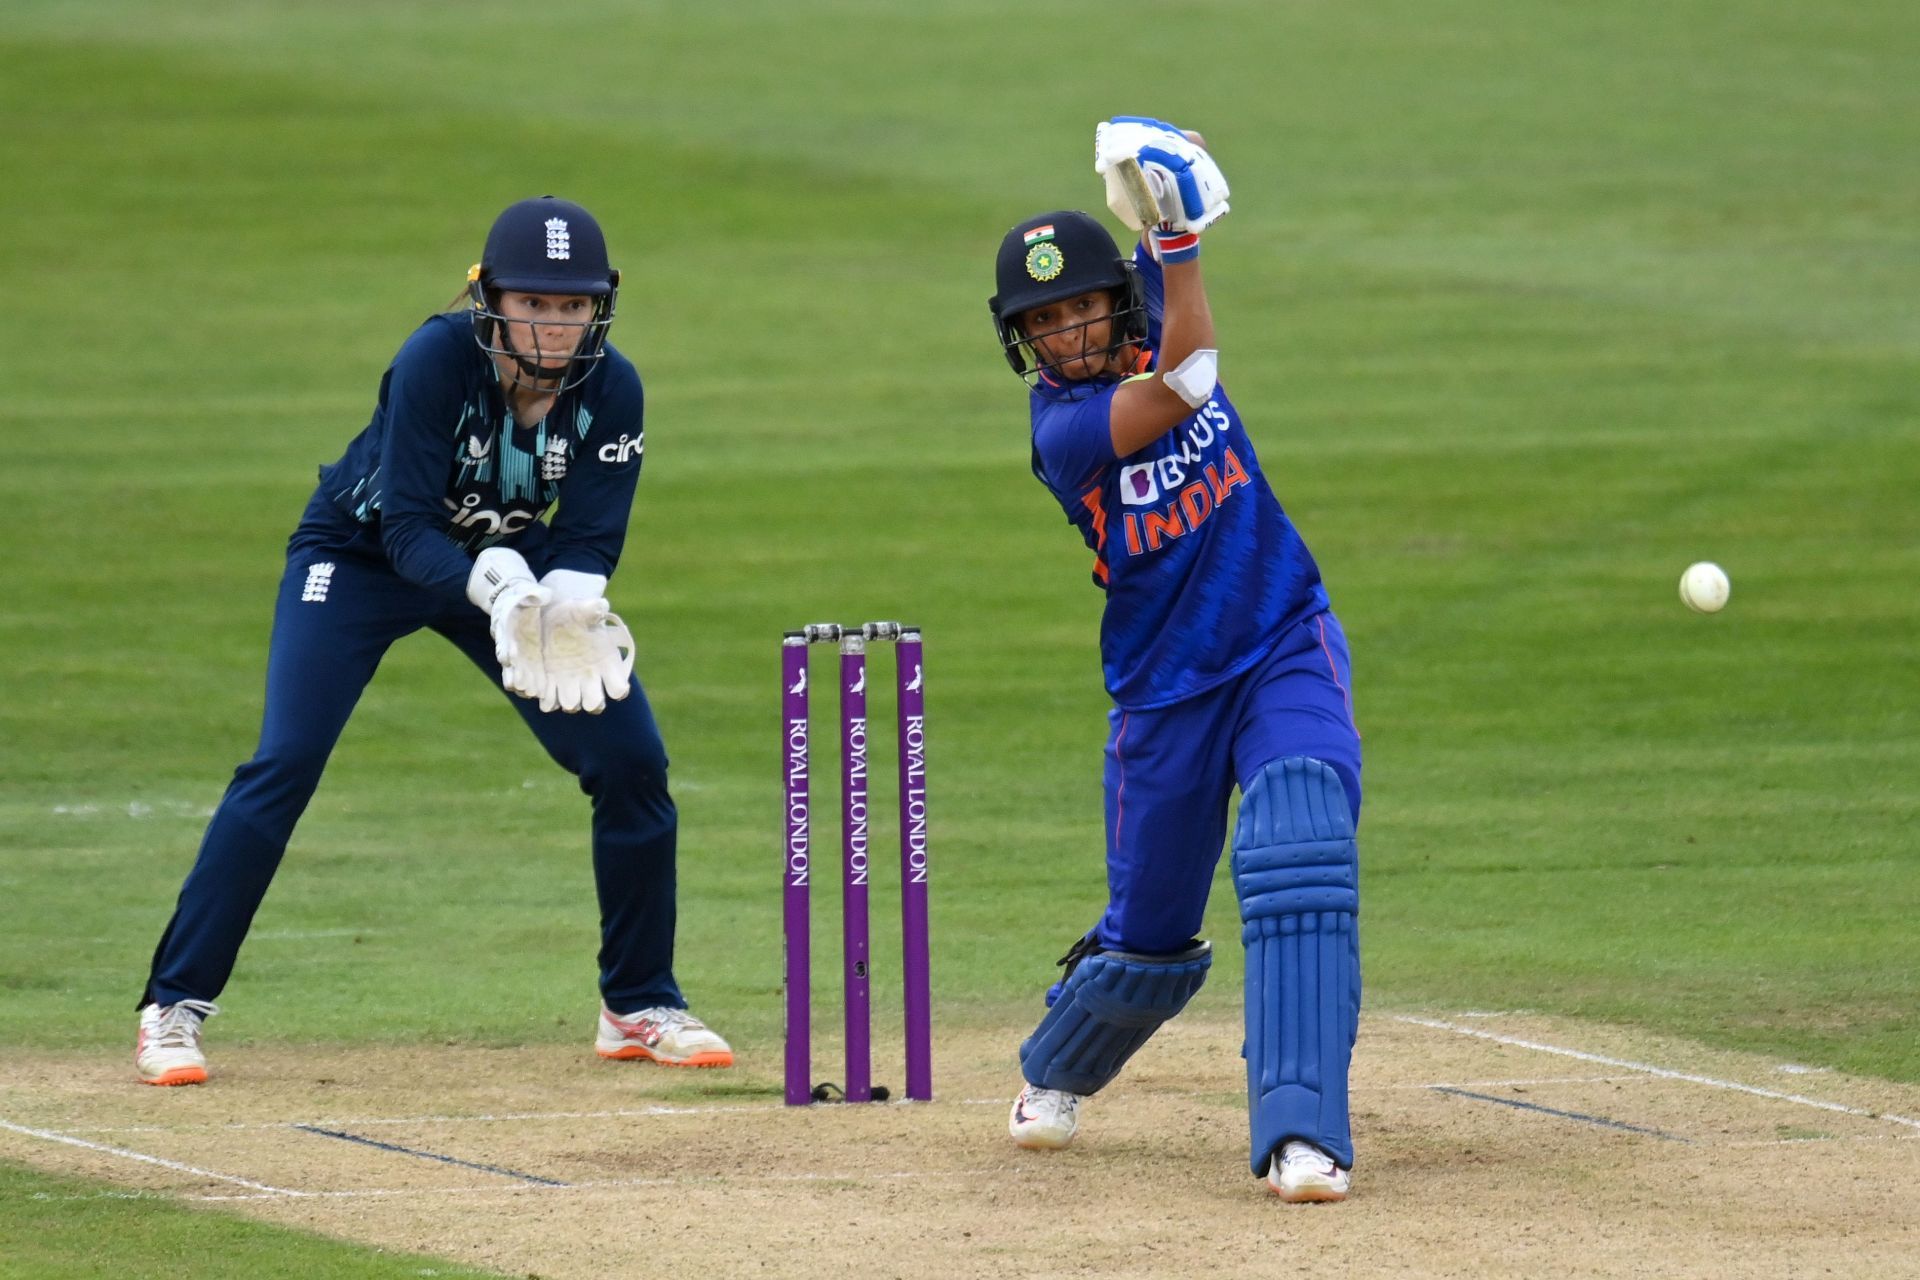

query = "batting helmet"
(467, 196), (620, 392)
(988, 210), (1145, 382)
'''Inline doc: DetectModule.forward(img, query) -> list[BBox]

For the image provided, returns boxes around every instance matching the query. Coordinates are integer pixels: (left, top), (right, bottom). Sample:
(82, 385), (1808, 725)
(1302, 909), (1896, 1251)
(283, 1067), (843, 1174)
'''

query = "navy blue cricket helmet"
(988, 210), (1145, 382)
(467, 196), (620, 392)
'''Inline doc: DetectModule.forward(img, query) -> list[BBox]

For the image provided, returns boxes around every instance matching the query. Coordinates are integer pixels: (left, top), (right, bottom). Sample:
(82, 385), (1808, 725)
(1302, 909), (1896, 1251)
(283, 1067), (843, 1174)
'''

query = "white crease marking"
(1395, 1016), (1920, 1132)
(0, 1118), (306, 1196)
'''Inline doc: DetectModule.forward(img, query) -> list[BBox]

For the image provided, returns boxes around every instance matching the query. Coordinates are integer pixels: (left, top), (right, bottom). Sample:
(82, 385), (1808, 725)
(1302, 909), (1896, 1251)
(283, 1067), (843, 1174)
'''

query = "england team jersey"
(1028, 248), (1328, 709)
(302, 312), (646, 602)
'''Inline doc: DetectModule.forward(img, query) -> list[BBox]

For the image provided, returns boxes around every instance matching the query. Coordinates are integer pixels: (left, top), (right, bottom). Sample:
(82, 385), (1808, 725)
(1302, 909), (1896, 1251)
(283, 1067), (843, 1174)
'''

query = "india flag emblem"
(1023, 224), (1056, 245)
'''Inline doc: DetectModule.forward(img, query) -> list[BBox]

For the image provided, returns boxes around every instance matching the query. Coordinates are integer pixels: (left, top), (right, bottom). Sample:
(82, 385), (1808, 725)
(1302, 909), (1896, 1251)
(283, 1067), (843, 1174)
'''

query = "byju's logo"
(544, 217), (571, 260)
(301, 562), (336, 603)
(1120, 462), (1159, 506)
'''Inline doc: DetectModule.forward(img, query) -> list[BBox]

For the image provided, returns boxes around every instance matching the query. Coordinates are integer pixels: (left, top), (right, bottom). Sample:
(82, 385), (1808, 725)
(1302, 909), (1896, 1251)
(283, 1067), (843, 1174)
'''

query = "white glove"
(1093, 117), (1231, 234)
(539, 597), (635, 714)
(535, 571), (632, 714)
(467, 548), (552, 700)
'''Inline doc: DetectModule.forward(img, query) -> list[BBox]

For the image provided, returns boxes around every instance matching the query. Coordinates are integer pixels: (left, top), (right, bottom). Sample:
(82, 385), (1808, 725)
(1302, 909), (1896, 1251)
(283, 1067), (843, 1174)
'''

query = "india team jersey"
(303, 312), (646, 602)
(1028, 248), (1328, 709)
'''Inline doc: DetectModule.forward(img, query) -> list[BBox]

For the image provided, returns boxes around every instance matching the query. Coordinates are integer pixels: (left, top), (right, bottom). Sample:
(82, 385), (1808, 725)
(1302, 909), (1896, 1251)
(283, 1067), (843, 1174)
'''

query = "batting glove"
(467, 547), (552, 701)
(1093, 116), (1231, 237)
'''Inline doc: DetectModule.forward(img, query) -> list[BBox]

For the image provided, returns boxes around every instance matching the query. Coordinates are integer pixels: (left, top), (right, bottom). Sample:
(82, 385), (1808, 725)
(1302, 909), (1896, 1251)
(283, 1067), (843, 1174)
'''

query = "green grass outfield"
(3, 0), (1917, 1267)
(0, 1163), (505, 1279)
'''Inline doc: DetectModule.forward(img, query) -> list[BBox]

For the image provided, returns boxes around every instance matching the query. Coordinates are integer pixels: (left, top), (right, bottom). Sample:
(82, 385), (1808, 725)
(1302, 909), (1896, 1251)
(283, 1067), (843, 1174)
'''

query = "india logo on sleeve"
(1119, 462), (1160, 506)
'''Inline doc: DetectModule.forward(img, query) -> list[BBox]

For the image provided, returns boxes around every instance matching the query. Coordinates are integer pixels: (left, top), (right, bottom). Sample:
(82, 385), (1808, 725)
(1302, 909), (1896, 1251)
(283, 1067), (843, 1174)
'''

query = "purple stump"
(782, 634), (812, 1106)
(839, 632), (872, 1102)
(895, 630), (933, 1101)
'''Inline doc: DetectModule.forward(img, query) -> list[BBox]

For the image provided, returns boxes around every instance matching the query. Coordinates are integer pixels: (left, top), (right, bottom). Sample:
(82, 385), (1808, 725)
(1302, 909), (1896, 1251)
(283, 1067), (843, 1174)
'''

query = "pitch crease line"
(1393, 1074), (1647, 1091)
(0, 1118), (306, 1196)
(292, 1125), (568, 1186)
(1396, 1016), (1920, 1132)
(1431, 1086), (1689, 1141)
(182, 1166), (1012, 1202)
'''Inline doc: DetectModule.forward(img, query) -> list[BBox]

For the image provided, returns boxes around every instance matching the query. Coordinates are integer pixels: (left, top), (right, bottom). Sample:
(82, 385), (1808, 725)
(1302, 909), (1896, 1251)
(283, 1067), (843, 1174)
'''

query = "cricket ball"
(1679, 561), (1730, 613)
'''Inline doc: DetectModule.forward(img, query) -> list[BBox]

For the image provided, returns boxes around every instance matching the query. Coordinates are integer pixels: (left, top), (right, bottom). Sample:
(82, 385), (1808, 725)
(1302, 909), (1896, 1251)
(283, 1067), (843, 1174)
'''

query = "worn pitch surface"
(5, 1013), (1916, 1279)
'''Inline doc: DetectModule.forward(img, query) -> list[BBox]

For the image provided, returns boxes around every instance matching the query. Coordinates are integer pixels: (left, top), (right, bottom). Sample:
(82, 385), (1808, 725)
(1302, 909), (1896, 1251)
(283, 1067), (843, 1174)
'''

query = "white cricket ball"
(1679, 561), (1730, 613)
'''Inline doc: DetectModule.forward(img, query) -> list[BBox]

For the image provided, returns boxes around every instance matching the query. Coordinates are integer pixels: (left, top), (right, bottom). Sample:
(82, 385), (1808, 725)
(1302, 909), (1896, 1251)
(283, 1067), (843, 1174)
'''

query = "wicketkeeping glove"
(539, 597), (635, 714)
(467, 547), (553, 700)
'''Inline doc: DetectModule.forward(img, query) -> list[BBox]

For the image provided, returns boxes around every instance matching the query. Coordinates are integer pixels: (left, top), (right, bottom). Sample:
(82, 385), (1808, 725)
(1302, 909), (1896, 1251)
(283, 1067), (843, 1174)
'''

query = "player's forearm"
(1157, 256), (1215, 380)
(378, 515), (473, 605)
(1109, 255), (1216, 456)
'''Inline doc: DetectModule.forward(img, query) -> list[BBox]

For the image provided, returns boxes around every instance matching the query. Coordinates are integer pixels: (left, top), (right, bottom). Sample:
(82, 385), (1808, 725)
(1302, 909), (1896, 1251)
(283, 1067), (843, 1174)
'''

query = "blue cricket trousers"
(1095, 610), (1362, 954)
(142, 535), (686, 1013)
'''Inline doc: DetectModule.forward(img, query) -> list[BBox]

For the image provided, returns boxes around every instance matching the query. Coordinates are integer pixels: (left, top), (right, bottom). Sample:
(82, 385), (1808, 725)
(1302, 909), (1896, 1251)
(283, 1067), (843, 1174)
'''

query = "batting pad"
(1019, 942), (1212, 1095)
(1232, 756), (1360, 1173)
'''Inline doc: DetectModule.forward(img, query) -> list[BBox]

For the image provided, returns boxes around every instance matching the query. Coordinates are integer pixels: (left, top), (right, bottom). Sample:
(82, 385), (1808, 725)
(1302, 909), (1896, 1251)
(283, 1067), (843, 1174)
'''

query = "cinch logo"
(540, 435), (569, 482)
(597, 432), (643, 464)
(544, 217), (570, 260)
(300, 562), (335, 603)
(444, 494), (535, 538)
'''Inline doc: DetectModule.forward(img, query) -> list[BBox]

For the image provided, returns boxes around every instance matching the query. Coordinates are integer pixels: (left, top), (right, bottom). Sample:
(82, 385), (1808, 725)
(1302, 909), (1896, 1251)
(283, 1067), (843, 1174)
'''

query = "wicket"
(782, 622), (932, 1105)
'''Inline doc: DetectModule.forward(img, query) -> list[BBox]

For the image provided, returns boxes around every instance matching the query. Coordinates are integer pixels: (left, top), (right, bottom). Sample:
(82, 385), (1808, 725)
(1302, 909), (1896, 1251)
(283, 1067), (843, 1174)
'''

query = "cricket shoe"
(596, 1006), (734, 1068)
(135, 1000), (218, 1086)
(1266, 1139), (1351, 1203)
(1009, 1083), (1082, 1150)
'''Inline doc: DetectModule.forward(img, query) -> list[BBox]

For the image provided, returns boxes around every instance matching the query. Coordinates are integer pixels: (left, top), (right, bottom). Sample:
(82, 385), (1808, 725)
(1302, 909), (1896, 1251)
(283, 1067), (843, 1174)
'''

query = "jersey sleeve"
(1030, 386), (1118, 497)
(374, 322), (477, 601)
(1133, 241), (1165, 353)
(544, 363), (645, 578)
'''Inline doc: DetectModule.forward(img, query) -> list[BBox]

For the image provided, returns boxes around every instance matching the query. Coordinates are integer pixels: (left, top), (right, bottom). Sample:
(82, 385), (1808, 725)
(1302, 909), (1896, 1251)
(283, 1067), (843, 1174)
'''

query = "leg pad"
(1019, 941), (1211, 1094)
(1233, 757), (1360, 1173)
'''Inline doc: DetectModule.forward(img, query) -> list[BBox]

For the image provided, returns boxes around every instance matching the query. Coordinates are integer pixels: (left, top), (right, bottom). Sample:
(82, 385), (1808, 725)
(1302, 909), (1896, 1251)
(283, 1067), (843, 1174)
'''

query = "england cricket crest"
(540, 433), (570, 482)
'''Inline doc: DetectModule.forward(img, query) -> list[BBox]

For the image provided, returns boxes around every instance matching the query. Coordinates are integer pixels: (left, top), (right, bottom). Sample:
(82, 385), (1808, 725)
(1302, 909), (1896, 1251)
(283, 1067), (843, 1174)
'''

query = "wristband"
(1153, 228), (1201, 264)
(467, 546), (537, 613)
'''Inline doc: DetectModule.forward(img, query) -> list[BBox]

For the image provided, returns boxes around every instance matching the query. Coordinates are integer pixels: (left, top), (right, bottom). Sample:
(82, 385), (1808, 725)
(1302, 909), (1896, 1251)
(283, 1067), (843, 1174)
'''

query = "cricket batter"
(134, 197), (732, 1085)
(988, 120), (1362, 1201)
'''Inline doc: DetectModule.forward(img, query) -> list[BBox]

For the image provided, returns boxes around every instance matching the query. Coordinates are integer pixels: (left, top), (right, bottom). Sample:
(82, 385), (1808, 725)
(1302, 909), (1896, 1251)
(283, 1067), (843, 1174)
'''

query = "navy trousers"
(142, 538), (685, 1013)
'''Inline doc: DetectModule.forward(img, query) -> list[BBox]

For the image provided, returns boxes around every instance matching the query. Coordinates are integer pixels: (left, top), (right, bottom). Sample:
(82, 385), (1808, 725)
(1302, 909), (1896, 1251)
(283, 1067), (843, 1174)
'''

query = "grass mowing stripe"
(0, 1161), (508, 1278)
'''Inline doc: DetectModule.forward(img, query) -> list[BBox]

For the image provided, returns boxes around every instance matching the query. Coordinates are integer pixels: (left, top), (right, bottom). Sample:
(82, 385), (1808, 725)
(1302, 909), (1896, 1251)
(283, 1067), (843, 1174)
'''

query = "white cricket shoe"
(135, 1000), (218, 1086)
(1267, 1139), (1351, 1203)
(595, 1006), (734, 1068)
(1009, 1083), (1083, 1150)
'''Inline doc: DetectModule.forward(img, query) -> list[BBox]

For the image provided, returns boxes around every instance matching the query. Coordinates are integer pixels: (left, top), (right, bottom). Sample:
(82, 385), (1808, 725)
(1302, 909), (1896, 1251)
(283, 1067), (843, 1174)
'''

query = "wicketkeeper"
(135, 197), (732, 1085)
(988, 120), (1364, 1201)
